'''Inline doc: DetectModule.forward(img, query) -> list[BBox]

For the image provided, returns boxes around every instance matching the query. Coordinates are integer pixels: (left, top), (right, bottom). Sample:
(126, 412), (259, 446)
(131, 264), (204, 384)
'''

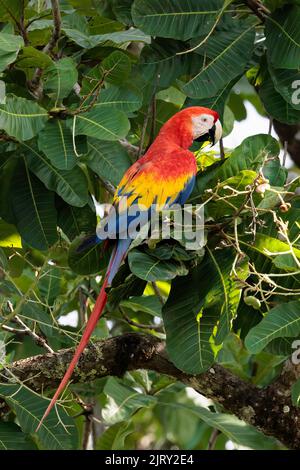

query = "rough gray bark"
(2, 333), (300, 449)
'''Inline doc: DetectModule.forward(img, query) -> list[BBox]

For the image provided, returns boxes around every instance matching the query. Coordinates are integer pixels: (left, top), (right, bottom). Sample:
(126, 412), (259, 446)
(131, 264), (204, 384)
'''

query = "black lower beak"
(195, 124), (216, 146)
(209, 124), (216, 146)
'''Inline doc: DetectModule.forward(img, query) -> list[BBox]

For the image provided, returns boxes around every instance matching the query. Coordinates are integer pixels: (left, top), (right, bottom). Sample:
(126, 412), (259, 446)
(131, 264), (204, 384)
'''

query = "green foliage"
(245, 301), (300, 353)
(0, 32), (23, 72)
(0, 96), (48, 141)
(0, 0), (299, 452)
(0, 384), (78, 449)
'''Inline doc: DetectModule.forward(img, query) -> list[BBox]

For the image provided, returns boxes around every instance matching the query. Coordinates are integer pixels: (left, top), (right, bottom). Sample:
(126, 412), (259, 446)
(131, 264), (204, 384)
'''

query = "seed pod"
(279, 203), (291, 213)
(256, 182), (270, 194)
(244, 295), (261, 310)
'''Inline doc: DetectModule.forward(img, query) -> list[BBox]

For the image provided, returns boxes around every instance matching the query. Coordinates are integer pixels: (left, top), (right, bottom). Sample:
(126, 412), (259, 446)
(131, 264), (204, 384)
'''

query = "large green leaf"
(183, 24), (255, 99)
(162, 248), (240, 374)
(23, 142), (89, 207)
(140, 39), (204, 89)
(38, 266), (61, 306)
(96, 84), (143, 113)
(72, 107), (130, 141)
(112, 0), (134, 25)
(0, 422), (36, 450)
(207, 248), (247, 344)
(215, 134), (280, 183)
(88, 14), (124, 34)
(68, 234), (111, 275)
(102, 377), (156, 425)
(260, 74), (300, 125)
(185, 77), (241, 121)
(12, 160), (58, 251)
(43, 57), (78, 103)
(156, 397), (277, 450)
(57, 201), (97, 241)
(108, 269), (147, 310)
(38, 120), (77, 170)
(0, 79), (5, 104)
(252, 233), (300, 266)
(0, 220), (22, 248)
(96, 422), (134, 450)
(191, 135), (280, 203)
(270, 66), (300, 111)
(0, 383), (78, 450)
(83, 138), (131, 187)
(0, 32), (23, 72)
(266, 5), (300, 69)
(101, 51), (131, 85)
(245, 300), (300, 354)
(21, 302), (54, 339)
(132, 0), (224, 41)
(16, 46), (53, 71)
(120, 295), (162, 317)
(0, 1), (28, 23)
(63, 24), (150, 48)
(128, 250), (188, 282)
(0, 95), (48, 141)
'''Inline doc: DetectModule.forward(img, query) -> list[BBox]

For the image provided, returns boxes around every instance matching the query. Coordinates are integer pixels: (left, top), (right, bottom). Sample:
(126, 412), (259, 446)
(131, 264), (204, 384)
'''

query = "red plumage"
(36, 106), (220, 431)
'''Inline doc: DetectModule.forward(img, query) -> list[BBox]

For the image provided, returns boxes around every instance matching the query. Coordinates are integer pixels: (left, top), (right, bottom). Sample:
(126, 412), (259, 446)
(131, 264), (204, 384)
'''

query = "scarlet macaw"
(37, 106), (222, 429)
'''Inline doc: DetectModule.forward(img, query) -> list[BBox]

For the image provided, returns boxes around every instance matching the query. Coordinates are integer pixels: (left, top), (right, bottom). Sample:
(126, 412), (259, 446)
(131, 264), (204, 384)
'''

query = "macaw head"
(159, 106), (222, 149)
(190, 107), (222, 147)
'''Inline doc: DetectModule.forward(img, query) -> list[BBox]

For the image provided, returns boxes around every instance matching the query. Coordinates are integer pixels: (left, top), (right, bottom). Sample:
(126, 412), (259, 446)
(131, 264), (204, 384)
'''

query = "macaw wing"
(114, 160), (195, 209)
(97, 157), (196, 240)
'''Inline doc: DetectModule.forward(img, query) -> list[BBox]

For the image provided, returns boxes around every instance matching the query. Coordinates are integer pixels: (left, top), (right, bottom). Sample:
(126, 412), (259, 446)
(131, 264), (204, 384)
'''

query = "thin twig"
(243, 0), (270, 22)
(219, 137), (225, 160)
(138, 75), (159, 158)
(138, 101), (153, 157)
(29, 0), (62, 96)
(207, 428), (220, 450)
(43, 0), (61, 55)
(151, 282), (165, 305)
(1, 324), (27, 335)
(72, 74), (106, 116)
(268, 117), (273, 135)
(96, 176), (116, 196)
(82, 413), (93, 450)
(282, 141), (288, 167)
(119, 140), (139, 160)
(19, 0), (29, 45)
(120, 307), (161, 331)
(4, 301), (54, 353)
(78, 287), (88, 327)
(149, 94), (157, 143)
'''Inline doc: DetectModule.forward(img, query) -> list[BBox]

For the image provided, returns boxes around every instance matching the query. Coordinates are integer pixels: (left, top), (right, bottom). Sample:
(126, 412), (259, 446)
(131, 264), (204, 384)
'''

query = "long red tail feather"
(36, 238), (130, 431)
(35, 277), (109, 431)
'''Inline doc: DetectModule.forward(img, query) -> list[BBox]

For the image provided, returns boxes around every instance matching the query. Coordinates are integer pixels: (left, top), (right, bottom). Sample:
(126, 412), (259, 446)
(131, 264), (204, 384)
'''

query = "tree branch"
(119, 139), (139, 160)
(2, 301), (54, 353)
(2, 333), (300, 448)
(243, 0), (270, 22)
(43, 0), (61, 55)
(29, 0), (62, 97)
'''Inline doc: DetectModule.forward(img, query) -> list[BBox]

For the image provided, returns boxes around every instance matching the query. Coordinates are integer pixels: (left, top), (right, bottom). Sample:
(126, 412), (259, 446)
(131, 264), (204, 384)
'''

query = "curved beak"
(213, 119), (222, 146)
(195, 119), (222, 147)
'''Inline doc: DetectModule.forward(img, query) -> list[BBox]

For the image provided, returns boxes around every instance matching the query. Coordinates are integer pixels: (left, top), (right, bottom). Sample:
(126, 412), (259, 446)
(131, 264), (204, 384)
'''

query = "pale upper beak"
(212, 119), (222, 146)
(195, 119), (222, 147)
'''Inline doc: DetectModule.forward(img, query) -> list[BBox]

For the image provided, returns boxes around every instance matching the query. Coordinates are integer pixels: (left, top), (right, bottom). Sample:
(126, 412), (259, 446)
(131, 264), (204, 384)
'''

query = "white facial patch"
(192, 113), (215, 140)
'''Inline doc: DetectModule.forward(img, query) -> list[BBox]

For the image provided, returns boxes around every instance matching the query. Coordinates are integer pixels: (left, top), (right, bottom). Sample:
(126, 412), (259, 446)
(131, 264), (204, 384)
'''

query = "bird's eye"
(202, 117), (207, 122)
